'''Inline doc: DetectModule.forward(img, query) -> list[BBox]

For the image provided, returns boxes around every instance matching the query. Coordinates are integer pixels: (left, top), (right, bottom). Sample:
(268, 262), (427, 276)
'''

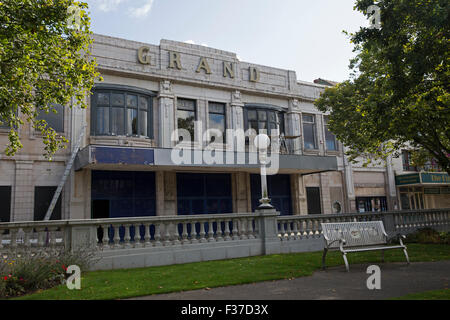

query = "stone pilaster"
(230, 90), (244, 131)
(158, 80), (175, 148)
(343, 149), (356, 212)
(386, 155), (398, 210)
(286, 99), (302, 155)
(319, 172), (331, 214)
(160, 171), (176, 216)
(13, 160), (34, 221)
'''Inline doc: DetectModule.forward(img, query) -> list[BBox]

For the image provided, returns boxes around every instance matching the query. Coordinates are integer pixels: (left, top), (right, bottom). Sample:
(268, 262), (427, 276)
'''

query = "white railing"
(0, 209), (449, 270)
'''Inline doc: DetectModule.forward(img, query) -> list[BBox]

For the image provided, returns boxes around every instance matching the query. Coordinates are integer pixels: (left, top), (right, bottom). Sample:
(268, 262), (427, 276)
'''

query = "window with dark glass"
(302, 114), (317, 149)
(402, 150), (417, 172)
(36, 103), (64, 133)
(208, 102), (226, 143)
(177, 98), (196, 142)
(91, 89), (153, 138)
(245, 108), (284, 135)
(324, 116), (337, 151)
(34, 186), (61, 221)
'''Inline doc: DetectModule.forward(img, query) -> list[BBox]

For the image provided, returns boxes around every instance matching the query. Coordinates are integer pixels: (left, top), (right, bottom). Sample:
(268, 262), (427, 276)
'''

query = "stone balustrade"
(0, 208), (448, 270)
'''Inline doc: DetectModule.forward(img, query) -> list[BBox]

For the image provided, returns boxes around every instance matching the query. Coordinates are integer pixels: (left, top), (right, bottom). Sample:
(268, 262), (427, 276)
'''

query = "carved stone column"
(158, 80), (175, 148)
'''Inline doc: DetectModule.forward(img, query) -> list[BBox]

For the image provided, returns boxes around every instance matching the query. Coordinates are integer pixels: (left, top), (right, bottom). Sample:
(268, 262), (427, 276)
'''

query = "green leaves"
(315, 0), (450, 173)
(0, 0), (99, 159)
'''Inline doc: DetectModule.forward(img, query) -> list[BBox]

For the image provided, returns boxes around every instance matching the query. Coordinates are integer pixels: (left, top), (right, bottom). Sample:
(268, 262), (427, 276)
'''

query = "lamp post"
(254, 134), (273, 209)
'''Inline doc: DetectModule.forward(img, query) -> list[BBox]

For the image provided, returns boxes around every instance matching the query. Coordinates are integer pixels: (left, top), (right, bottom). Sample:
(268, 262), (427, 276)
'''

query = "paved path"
(130, 261), (450, 300)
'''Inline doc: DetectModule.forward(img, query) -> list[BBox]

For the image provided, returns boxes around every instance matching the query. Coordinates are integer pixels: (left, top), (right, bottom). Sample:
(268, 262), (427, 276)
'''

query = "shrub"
(405, 228), (450, 245)
(0, 248), (96, 298)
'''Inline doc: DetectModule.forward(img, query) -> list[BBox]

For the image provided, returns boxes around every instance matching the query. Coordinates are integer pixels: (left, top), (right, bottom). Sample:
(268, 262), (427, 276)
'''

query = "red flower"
(3, 276), (7, 281)
(62, 264), (67, 271)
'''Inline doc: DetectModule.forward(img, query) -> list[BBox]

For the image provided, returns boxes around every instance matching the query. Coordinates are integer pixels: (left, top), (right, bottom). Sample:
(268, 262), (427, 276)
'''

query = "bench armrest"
(397, 234), (406, 246)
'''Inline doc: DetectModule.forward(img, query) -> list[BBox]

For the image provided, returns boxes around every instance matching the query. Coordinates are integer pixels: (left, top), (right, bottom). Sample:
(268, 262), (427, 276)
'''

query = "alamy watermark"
(66, 265), (81, 290)
(67, 4), (82, 30)
(170, 121), (280, 175)
(366, 265), (381, 290)
(367, 5), (381, 30)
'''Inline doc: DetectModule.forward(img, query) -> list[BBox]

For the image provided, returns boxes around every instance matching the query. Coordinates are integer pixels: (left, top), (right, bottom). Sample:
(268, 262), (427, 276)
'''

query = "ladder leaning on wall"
(43, 124), (87, 221)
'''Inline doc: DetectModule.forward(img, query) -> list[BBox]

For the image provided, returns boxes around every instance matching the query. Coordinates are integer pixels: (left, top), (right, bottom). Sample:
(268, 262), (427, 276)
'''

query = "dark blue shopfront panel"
(177, 173), (233, 215)
(250, 174), (292, 215)
(91, 171), (156, 218)
(91, 146), (154, 165)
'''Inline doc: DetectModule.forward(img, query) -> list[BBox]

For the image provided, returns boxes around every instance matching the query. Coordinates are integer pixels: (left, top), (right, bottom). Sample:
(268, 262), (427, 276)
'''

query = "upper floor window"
(324, 116), (337, 151)
(302, 114), (317, 149)
(177, 98), (196, 142)
(208, 102), (226, 143)
(402, 150), (417, 172)
(245, 107), (284, 136)
(36, 103), (64, 133)
(91, 88), (153, 138)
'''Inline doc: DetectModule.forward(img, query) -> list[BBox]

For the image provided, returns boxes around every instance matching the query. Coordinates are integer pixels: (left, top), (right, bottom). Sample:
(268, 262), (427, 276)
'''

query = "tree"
(0, 0), (100, 159)
(314, 0), (449, 174)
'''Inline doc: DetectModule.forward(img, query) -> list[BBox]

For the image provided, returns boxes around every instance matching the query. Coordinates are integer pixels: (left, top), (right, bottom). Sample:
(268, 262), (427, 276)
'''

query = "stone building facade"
(0, 34), (447, 223)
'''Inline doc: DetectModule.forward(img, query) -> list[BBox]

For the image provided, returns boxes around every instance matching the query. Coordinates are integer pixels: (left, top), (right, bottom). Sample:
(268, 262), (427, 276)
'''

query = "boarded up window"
(0, 186), (11, 222)
(34, 186), (62, 221)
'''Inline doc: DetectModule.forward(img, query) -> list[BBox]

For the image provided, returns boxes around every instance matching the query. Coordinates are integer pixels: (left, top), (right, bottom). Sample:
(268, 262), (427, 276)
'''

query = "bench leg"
(342, 253), (349, 272)
(403, 247), (410, 265)
(322, 248), (328, 270)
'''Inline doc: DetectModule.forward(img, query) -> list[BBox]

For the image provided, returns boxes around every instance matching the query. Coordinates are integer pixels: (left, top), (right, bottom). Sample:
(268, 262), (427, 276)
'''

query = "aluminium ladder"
(43, 124), (87, 221)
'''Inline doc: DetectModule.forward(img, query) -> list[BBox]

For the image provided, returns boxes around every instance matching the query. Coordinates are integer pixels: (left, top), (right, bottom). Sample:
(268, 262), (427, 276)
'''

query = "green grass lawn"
(12, 243), (450, 300)
(391, 288), (450, 300)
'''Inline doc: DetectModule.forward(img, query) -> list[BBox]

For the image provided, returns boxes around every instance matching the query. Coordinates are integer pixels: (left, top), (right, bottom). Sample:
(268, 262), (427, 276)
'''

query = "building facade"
(0, 34), (448, 223)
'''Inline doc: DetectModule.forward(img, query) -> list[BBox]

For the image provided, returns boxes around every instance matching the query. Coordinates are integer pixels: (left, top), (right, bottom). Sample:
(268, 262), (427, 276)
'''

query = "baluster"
(207, 220), (215, 242)
(224, 219), (231, 241)
(163, 222), (172, 246)
(253, 217), (259, 238)
(0, 229), (3, 249)
(181, 222), (189, 244)
(279, 221), (286, 240)
(113, 224), (121, 248)
(144, 223), (151, 247)
(231, 219), (239, 240)
(123, 224), (131, 248)
(292, 220), (299, 240)
(215, 220), (224, 242)
(50, 227), (57, 247)
(134, 223), (142, 247)
(239, 219), (247, 240)
(23, 228), (31, 249)
(190, 221), (198, 243)
(154, 223), (162, 246)
(101, 225), (110, 249)
(199, 221), (207, 243)
(37, 227), (46, 248)
(247, 218), (255, 239)
(286, 220), (293, 240)
(10, 228), (18, 249)
(172, 222), (181, 245)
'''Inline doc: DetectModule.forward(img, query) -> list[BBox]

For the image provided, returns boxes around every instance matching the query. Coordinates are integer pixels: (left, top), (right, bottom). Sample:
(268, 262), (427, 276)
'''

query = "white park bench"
(321, 221), (410, 272)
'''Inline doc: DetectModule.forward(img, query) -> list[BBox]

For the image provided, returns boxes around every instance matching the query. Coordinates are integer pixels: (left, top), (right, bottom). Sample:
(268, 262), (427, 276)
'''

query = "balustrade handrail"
(0, 212), (257, 229)
(0, 208), (448, 230)
(276, 208), (450, 222)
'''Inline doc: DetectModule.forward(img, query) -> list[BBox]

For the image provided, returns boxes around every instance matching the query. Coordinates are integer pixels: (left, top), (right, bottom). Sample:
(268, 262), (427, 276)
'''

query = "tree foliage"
(0, 0), (100, 159)
(314, 0), (449, 173)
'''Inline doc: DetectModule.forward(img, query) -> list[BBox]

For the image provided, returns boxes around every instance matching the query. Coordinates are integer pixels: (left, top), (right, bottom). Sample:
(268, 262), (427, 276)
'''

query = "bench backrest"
(321, 221), (387, 248)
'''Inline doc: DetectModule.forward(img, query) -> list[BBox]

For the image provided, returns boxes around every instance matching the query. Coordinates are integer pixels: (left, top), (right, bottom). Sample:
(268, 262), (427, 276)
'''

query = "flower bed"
(0, 249), (95, 298)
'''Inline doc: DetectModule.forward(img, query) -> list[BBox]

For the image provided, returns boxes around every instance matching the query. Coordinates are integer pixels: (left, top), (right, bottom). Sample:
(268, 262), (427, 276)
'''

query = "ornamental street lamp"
(254, 134), (274, 209)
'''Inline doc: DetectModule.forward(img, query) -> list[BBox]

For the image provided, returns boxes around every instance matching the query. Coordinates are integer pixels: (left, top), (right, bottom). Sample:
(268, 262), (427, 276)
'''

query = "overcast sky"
(86, 0), (369, 83)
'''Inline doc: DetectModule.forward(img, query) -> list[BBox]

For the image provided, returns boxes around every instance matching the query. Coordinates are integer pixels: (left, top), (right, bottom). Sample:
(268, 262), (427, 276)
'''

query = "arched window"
(91, 86), (154, 138)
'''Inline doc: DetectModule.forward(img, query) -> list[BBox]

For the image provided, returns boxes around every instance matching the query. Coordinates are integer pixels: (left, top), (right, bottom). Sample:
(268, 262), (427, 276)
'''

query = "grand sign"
(137, 46), (260, 82)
